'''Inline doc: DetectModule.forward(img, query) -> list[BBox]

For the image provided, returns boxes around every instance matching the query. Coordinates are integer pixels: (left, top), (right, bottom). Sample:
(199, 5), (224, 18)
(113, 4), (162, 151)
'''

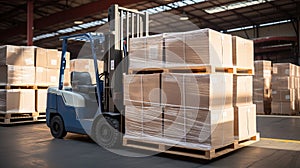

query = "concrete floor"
(0, 116), (300, 168)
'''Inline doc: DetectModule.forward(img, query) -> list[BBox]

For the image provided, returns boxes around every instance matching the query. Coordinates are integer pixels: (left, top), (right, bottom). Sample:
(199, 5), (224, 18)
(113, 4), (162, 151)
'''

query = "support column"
(27, 0), (34, 46)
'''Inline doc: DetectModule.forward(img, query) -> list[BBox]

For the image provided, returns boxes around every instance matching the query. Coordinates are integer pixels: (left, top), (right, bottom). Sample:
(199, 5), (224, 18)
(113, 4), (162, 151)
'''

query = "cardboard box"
(35, 47), (47, 67)
(273, 63), (296, 77)
(164, 106), (234, 149)
(272, 89), (295, 102)
(253, 77), (271, 90)
(129, 37), (147, 61)
(46, 49), (59, 69)
(0, 45), (34, 66)
(147, 34), (163, 64)
(36, 89), (47, 112)
(70, 59), (104, 84)
(123, 74), (143, 106)
(123, 74), (160, 106)
(35, 48), (60, 69)
(47, 68), (59, 86)
(64, 69), (71, 86)
(162, 73), (233, 109)
(184, 29), (232, 66)
(0, 65), (35, 85)
(142, 106), (163, 138)
(271, 101), (296, 115)
(165, 32), (185, 64)
(254, 100), (271, 115)
(232, 36), (253, 68)
(142, 74), (160, 105)
(35, 67), (47, 85)
(124, 106), (162, 138)
(254, 60), (272, 71)
(233, 75), (253, 106)
(0, 89), (35, 113)
(272, 76), (294, 89)
(125, 105), (143, 137)
(129, 35), (163, 69)
(234, 104), (257, 141)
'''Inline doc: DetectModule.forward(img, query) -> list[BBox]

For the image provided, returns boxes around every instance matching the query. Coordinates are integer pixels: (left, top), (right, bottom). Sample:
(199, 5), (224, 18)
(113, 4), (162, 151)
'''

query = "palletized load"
(124, 73), (235, 149)
(253, 60), (272, 114)
(128, 28), (233, 70)
(165, 29), (232, 67)
(271, 63), (297, 115)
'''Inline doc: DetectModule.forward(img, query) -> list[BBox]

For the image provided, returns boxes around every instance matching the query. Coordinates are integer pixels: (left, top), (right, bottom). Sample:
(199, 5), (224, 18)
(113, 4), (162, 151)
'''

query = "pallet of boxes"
(0, 45), (70, 124)
(123, 29), (259, 160)
(253, 60), (272, 115)
(271, 63), (299, 115)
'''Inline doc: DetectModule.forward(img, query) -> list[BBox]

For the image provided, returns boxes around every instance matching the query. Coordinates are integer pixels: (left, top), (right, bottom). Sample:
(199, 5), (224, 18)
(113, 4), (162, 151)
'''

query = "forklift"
(46, 4), (149, 148)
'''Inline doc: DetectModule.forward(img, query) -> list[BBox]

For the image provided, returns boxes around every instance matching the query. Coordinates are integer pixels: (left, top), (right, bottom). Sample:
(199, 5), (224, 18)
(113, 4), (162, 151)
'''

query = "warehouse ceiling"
(0, 0), (299, 51)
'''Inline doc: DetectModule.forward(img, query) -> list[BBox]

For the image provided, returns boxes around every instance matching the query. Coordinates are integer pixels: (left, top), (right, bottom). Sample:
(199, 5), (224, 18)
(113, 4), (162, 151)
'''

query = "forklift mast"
(105, 5), (149, 114)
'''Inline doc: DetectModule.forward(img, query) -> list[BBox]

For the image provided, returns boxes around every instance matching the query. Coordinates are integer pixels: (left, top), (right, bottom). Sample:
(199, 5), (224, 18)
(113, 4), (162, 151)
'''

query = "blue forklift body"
(46, 33), (106, 136)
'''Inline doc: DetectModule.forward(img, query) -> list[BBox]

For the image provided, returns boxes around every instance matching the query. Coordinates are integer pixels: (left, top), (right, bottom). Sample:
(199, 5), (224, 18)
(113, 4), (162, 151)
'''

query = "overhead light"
(74, 20), (83, 24)
(204, 0), (273, 14)
(179, 11), (189, 21)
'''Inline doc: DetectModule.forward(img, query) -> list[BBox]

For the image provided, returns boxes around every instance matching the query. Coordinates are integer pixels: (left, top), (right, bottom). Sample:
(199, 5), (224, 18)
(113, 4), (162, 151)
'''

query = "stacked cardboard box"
(35, 48), (71, 86)
(0, 45), (72, 114)
(125, 28), (237, 150)
(271, 63), (297, 115)
(0, 45), (35, 114)
(253, 60), (272, 114)
(35, 48), (71, 113)
(232, 36), (256, 141)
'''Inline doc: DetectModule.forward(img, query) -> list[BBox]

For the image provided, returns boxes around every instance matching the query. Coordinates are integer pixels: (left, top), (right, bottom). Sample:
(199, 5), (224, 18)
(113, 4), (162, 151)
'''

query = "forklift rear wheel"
(50, 115), (67, 138)
(94, 116), (121, 148)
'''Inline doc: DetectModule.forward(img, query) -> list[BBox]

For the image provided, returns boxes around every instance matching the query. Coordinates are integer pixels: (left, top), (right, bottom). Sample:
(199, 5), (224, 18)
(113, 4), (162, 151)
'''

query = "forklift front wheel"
(93, 116), (121, 148)
(50, 115), (67, 138)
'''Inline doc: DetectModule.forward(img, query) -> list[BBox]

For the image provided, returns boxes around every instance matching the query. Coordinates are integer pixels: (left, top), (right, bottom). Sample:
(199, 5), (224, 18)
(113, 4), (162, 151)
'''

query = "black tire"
(50, 115), (67, 138)
(93, 116), (121, 148)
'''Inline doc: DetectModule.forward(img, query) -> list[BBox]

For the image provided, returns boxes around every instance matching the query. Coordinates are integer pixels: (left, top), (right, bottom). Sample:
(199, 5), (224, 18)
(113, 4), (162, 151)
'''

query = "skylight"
(226, 19), (291, 32)
(204, 0), (273, 14)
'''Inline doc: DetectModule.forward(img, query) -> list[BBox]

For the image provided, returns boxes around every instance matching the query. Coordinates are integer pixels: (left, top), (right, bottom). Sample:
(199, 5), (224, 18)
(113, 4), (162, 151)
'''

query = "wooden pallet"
(0, 112), (45, 125)
(128, 68), (165, 74)
(167, 65), (233, 74)
(0, 85), (35, 89)
(0, 85), (49, 90)
(37, 112), (46, 121)
(128, 65), (233, 74)
(123, 133), (259, 160)
(233, 67), (254, 75)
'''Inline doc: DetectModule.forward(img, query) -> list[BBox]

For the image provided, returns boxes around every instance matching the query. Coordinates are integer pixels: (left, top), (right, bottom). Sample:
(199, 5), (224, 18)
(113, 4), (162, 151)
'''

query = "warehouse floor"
(0, 116), (300, 168)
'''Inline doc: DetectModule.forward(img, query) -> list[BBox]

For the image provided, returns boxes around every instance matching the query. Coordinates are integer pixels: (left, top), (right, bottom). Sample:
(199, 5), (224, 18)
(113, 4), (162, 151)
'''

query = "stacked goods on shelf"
(125, 28), (239, 154)
(253, 60), (272, 114)
(70, 59), (104, 84)
(232, 36), (257, 141)
(271, 63), (297, 115)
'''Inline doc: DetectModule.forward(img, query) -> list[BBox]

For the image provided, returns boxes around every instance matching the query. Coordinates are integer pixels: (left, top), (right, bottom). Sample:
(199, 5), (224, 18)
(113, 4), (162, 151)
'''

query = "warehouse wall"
(229, 20), (300, 64)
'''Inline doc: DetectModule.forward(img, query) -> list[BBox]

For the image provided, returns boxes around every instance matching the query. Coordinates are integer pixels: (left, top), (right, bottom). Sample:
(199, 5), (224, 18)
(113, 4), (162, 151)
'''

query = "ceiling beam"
(0, 0), (143, 42)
